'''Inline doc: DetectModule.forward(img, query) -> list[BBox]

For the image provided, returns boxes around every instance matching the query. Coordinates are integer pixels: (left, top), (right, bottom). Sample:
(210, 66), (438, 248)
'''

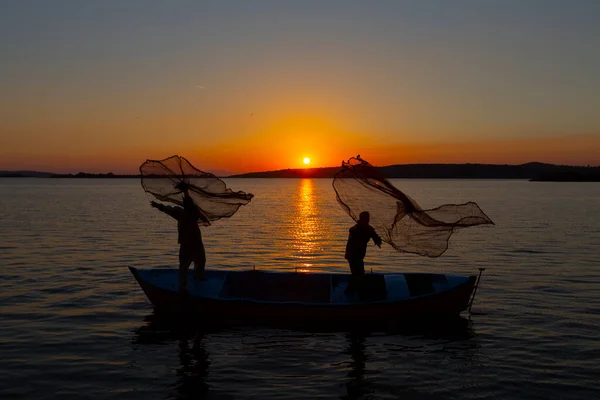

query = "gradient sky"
(1, 0), (599, 174)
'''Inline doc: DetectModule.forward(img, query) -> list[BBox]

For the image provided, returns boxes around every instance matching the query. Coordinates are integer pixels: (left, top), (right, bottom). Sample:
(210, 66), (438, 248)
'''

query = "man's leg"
(353, 260), (365, 298)
(346, 259), (365, 296)
(179, 245), (193, 292)
(193, 242), (206, 279)
(346, 261), (355, 295)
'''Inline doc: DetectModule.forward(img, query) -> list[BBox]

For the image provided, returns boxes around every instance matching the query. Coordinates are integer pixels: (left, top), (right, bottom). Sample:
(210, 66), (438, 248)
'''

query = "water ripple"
(1, 178), (599, 399)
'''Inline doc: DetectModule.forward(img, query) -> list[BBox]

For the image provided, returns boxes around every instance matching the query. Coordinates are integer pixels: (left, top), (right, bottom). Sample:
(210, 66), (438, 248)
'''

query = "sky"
(1, 0), (599, 174)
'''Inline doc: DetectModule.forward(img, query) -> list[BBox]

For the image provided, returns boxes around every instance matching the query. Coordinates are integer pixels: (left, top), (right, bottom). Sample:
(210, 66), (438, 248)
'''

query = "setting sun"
(303, 157), (311, 165)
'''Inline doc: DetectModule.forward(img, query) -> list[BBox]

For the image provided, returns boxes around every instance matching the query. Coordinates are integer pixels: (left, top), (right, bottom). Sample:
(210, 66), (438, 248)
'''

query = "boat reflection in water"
(132, 313), (212, 399)
(131, 312), (479, 399)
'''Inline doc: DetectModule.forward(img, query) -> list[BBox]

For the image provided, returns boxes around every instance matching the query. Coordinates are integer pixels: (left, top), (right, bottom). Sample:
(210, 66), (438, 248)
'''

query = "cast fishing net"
(140, 155), (253, 226)
(333, 156), (494, 257)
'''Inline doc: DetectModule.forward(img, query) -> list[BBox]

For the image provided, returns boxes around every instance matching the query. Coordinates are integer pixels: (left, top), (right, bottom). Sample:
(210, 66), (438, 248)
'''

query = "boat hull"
(130, 267), (477, 321)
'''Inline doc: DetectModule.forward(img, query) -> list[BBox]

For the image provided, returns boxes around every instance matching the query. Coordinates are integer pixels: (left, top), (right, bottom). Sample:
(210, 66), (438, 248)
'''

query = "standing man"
(151, 183), (208, 293)
(344, 211), (382, 298)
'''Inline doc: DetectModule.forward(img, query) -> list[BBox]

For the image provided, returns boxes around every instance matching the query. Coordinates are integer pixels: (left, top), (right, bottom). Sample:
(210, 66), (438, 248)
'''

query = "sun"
(303, 157), (311, 165)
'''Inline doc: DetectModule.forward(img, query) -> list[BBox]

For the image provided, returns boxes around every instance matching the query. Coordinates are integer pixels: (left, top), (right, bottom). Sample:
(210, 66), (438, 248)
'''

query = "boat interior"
(136, 268), (469, 304)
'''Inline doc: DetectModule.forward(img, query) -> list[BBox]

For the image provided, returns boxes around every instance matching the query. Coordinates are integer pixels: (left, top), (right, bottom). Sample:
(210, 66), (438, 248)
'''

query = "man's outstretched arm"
(151, 201), (182, 220)
(370, 227), (383, 248)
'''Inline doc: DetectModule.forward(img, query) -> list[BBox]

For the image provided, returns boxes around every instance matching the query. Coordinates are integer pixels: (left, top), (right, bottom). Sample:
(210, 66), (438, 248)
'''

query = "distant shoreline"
(1, 162), (599, 181)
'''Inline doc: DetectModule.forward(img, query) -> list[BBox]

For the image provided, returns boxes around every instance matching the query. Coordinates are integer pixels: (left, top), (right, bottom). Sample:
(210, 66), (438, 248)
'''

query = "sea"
(1, 178), (599, 399)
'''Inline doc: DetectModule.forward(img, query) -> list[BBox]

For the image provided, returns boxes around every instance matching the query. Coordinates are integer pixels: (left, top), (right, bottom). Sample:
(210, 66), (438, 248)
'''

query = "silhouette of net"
(140, 155), (253, 226)
(333, 156), (494, 257)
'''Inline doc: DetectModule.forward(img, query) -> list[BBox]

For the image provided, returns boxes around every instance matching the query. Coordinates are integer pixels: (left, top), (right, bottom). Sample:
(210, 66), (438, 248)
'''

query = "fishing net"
(140, 155), (253, 226)
(333, 156), (494, 257)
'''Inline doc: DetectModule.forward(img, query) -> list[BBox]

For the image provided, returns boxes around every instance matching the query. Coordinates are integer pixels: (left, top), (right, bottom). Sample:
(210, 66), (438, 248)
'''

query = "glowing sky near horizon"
(1, 0), (599, 174)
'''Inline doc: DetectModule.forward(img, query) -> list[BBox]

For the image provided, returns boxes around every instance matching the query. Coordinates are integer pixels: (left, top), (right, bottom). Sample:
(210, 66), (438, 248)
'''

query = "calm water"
(1, 178), (599, 399)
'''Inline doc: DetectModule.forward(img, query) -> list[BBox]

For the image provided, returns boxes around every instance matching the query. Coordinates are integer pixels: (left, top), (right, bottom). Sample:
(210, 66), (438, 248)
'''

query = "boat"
(130, 267), (479, 321)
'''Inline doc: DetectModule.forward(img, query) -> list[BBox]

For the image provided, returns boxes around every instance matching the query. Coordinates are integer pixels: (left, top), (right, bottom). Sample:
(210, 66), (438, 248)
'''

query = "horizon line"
(2, 160), (600, 177)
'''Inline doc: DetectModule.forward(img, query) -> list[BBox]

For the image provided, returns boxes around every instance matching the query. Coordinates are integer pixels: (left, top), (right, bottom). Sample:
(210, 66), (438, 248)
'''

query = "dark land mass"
(529, 170), (600, 182)
(0, 171), (139, 178)
(0, 170), (53, 178)
(2, 163), (599, 180)
(229, 167), (340, 179)
(229, 162), (600, 181)
(49, 172), (139, 179)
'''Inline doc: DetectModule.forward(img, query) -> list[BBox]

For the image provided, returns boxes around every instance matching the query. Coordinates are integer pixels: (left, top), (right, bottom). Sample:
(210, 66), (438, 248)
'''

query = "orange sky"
(2, 129), (598, 175)
(1, 94), (598, 174)
(1, 3), (600, 174)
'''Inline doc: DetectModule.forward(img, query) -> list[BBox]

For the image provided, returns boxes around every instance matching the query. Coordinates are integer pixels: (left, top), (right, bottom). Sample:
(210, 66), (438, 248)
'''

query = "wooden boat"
(130, 267), (479, 321)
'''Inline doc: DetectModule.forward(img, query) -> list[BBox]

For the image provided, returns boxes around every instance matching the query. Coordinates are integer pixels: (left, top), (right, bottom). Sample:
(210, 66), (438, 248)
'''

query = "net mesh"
(140, 155), (253, 226)
(333, 156), (494, 257)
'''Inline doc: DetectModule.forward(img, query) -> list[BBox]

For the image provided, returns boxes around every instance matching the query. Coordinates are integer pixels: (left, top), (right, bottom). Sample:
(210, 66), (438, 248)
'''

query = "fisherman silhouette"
(151, 182), (208, 293)
(344, 211), (382, 298)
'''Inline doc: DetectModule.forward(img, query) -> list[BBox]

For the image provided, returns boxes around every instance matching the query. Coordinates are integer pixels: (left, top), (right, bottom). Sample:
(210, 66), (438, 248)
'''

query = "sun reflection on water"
(291, 179), (321, 271)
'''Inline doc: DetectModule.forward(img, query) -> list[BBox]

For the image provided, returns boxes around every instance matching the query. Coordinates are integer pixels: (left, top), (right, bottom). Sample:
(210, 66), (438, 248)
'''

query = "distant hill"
(2, 163), (598, 181)
(0, 170), (233, 179)
(0, 170), (53, 178)
(47, 171), (232, 178)
(49, 172), (139, 178)
(228, 162), (600, 180)
(228, 167), (339, 179)
(529, 168), (600, 182)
